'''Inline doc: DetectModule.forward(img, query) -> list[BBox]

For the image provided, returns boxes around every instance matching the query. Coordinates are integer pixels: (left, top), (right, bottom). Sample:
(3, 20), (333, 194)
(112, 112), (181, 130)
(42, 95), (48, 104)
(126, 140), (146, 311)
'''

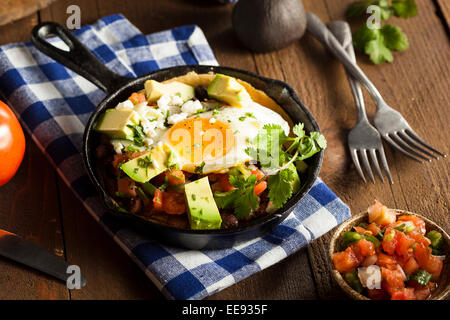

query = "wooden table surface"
(0, 0), (448, 300)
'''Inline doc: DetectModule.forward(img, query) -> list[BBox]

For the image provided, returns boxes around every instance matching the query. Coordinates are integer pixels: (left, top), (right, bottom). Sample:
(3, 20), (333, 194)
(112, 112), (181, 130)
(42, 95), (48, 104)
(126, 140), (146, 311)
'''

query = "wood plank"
(0, 0), (56, 26)
(302, 0), (450, 299)
(0, 136), (68, 299)
(0, 13), (39, 45)
(0, 11), (68, 300)
(55, 178), (164, 300)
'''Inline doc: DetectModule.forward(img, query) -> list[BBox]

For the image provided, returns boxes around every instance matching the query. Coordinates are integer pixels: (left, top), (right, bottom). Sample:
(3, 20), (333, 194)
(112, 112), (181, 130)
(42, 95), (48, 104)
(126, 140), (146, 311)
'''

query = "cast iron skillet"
(31, 22), (324, 249)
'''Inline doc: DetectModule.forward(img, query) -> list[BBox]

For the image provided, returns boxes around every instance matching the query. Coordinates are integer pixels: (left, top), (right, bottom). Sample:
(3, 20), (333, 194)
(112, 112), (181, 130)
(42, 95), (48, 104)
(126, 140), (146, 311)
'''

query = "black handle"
(31, 22), (131, 94)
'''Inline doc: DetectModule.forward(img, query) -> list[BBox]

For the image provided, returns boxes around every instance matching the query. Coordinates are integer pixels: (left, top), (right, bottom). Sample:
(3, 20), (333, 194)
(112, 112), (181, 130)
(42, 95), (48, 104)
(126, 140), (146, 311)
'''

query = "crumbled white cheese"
(357, 265), (382, 289)
(143, 138), (154, 146)
(167, 112), (188, 125)
(209, 117), (217, 124)
(116, 99), (134, 110)
(181, 100), (203, 114)
(111, 140), (124, 154)
(157, 94), (171, 111)
(171, 94), (184, 106)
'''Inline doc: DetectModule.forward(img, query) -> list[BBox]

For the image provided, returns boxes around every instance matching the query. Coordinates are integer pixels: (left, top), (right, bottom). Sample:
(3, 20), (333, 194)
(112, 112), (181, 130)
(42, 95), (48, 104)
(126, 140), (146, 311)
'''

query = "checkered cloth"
(0, 15), (350, 300)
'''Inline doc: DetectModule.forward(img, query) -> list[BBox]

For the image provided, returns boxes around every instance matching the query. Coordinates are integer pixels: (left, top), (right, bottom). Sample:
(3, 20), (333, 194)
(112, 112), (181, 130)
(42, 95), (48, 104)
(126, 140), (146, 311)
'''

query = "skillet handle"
(31, 22), (131, 94)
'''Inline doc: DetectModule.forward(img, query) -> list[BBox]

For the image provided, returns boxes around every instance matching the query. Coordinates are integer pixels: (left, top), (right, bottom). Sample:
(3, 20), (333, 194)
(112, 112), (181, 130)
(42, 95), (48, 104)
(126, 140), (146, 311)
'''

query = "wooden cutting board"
(0, 0), (56, 26)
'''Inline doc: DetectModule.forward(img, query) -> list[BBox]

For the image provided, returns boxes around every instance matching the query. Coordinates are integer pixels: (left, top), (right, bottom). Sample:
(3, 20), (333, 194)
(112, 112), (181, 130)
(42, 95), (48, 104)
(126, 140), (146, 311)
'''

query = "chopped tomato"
(403, 257), (419, 275)
(165, 170), (185, 186)
(332, 246), (362, 273)
(368, 200), (396, 226)
(153, 189), (163, 211)
(376, 252), (397, 267)
(162, 191), (186, 215)
(382, 228), (398, 255)
(354, 226), (373, 235)
(128, 92), (147, 105)
(395, 232), (415, 257)
(414, 243), (443, 275)
(218, 174), (235, 192)
(398, 215), (426, 234)
(117, 177), (137, 197)
(391, 287), (416, 300)
(151, 172), (167, 187)
(251, 169), (265, 181)
(254, 180), (267, 195)
(358, 238), (376, 257)
(408, 230), (432, 247)
(366, 223), (380, 236)
(381, 266), (405, 291)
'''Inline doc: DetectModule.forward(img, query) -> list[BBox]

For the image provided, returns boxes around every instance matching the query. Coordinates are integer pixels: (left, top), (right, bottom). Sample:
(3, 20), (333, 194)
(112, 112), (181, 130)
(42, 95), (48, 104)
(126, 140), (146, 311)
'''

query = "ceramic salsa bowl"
(329, 210), (450, 300)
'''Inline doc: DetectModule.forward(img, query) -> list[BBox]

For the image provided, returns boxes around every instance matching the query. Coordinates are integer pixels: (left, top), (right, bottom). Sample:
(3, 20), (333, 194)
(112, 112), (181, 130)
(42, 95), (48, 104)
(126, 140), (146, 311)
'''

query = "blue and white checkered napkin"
(0, 14), (350, 300)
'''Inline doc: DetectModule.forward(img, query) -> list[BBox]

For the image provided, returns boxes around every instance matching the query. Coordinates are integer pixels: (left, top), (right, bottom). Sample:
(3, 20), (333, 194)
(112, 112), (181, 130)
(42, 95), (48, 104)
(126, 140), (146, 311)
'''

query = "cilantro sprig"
(346, 0), (417, 64)
(245, 123), (326, 209)
(214, 174), (259, 220)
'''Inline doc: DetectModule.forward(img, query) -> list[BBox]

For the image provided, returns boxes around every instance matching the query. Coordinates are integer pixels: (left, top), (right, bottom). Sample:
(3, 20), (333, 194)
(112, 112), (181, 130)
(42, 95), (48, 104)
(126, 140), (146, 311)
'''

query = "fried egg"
(159, 101), (289, 173)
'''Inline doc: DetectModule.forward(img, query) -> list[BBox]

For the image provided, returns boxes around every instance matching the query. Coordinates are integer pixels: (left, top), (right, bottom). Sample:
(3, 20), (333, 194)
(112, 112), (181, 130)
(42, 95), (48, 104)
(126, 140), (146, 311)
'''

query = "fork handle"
(328, 21), (368, 122)
(306, 13), (385, 106)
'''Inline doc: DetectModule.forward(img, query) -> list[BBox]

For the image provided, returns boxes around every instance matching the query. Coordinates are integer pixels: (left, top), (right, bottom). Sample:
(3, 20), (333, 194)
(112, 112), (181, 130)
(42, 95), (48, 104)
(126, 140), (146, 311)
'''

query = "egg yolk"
(167, 118), (235, 163)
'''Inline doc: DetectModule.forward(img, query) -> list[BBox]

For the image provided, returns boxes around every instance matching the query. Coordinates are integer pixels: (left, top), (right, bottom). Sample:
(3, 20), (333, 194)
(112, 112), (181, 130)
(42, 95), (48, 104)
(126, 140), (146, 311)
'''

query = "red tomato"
(381, 266), (405, 291)
(165, 170), (185, 186)
(391, 287), (416, 300)
(117, 177), (137, 197)
(0, 101), (26, 186)
(251, 169), (264, 181)
(382, 228), (398, 255)
(332, 246), (362, 273)
(414, 243), (443, 275)
(403, 257), (419, 275)
(254, 180), (267, 196)
(408, 230), (432, 247)
(162, 191), (186, 215)
(376, 252), (397, 267)
(395, 232), (415, 257)
(398, 215), (426, 234)
(128, 92), (146, 105)
(153, 189), (164, 211)
(366, 223), (380, 236)
(358, 238), (376, 257)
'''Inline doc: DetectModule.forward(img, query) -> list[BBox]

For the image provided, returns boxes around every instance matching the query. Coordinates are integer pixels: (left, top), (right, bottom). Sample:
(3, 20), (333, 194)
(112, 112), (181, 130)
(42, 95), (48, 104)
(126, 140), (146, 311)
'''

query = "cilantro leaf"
(365, 36), (394, 64)
(268, 168), (294, 209)
(292, 123), (305, 138)
(346, 0), (392, 21)
(346, 0), (376, 18)
(126, 124), (146, 147)
(194, 161), (206, 174)
(381, 24), (409, 51)
(353, 24), (379, 50)
(310, 132), (327, 149)
(391, 0), (417, 18)
(214, 174), (259, 220)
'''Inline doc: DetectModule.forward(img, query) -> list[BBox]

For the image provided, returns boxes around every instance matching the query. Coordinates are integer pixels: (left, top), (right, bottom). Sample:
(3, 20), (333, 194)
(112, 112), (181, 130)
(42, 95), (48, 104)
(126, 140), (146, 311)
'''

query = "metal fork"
(307, 13), (446, 163)
(328, 21), (392, 184)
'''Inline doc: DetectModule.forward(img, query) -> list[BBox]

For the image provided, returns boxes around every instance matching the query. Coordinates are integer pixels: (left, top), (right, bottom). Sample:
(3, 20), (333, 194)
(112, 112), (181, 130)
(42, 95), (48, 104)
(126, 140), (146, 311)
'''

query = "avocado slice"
(207, 74), (252, 107)
(95, 109), (141, 139)
(185, 177), (222, 230)
(144, 80), (195, 102)
(120, 145), (170, 183)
